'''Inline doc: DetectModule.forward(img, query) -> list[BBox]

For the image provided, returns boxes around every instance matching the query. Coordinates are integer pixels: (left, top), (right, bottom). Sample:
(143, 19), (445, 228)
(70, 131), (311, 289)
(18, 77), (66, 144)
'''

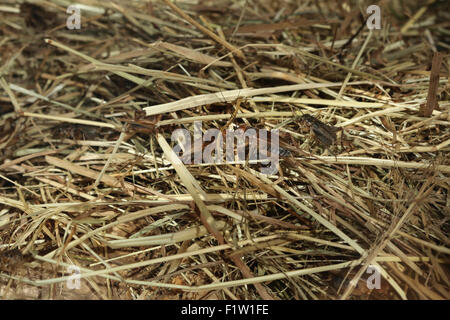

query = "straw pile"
(0, 0), (449, 299)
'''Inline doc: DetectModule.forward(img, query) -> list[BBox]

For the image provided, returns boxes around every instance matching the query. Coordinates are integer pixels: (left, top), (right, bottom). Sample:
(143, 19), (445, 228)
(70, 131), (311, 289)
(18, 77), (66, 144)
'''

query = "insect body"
(299, 114), (339, 148)
(0, 248), (33, 272)
(121, 111), (161, 135)
(52, 123), (100, 141)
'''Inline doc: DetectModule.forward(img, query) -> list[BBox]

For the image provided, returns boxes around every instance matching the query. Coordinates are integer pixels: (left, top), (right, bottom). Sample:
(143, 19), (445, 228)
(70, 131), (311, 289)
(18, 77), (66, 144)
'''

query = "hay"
(0, 0), (448, 299)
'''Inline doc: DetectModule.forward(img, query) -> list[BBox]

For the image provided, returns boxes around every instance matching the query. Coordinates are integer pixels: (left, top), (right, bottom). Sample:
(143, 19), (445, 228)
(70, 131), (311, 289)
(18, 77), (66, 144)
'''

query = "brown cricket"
(0, 248), (33, 272)
(299, 114), (340, 148)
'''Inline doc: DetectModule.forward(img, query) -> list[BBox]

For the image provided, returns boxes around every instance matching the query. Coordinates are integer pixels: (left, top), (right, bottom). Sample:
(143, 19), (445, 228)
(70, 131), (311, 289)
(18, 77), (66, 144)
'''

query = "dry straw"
(0, 0), (448, 300)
